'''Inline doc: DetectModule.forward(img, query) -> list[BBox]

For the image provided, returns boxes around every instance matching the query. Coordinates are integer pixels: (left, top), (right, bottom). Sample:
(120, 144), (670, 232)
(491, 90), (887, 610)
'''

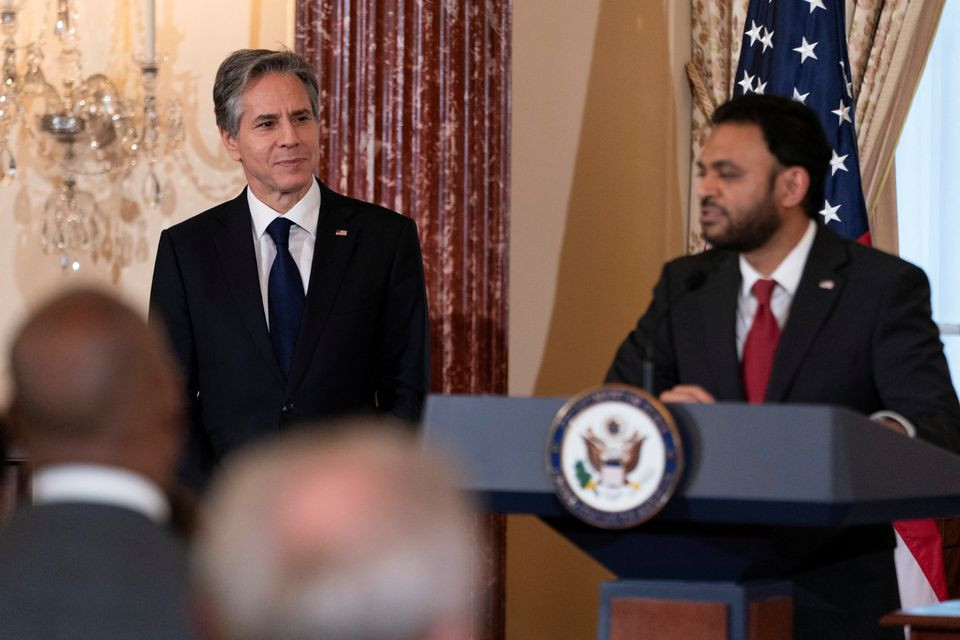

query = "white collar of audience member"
(32, 463), (170, 523)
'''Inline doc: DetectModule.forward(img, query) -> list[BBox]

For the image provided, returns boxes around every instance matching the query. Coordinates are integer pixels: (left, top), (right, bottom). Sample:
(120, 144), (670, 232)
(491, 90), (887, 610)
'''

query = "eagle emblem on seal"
(547, 384), (684, 528)
(579, 419), (645, 491)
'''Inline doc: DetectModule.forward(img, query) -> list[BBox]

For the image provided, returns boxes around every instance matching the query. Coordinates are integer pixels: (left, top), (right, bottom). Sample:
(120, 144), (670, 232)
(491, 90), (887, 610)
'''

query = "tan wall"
(0, 0), (292, 402)
(507, 1), (690, 638)
(509, 0), (688, 398)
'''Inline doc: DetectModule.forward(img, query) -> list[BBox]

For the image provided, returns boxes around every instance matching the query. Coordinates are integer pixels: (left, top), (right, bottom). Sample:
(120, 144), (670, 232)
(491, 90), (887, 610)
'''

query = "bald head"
(9, 289), (183, 481)
(196, 424), (478, 640)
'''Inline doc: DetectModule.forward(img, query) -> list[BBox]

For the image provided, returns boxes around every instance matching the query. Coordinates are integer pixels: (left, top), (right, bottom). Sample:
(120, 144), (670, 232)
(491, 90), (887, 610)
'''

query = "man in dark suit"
(0, 289), (194, 639)
(149, 50), (429, 491)
(607, 94), (960, 639)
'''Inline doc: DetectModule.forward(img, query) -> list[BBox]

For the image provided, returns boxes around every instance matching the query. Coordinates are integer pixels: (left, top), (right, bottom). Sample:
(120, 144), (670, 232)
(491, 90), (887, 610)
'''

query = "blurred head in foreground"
(8, 288), (184, 488)
(194, 423), (479, 640)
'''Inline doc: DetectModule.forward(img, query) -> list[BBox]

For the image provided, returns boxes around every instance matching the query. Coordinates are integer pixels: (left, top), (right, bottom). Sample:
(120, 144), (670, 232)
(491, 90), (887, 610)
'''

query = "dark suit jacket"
(607, 224), (960, 639)
(0, 503), (194, 639)
(150, 180), (429, 489)
(607, 224), (960, 453)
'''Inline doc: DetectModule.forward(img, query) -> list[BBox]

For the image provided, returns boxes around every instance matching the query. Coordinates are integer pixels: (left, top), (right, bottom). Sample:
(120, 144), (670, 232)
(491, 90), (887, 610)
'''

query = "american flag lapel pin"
(335, 229), (348, 236)
(818, 280), (835, 290)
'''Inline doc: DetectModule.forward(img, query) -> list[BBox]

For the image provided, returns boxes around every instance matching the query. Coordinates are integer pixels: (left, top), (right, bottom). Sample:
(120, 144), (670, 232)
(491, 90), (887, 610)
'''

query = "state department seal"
(546, 385), (684, 529)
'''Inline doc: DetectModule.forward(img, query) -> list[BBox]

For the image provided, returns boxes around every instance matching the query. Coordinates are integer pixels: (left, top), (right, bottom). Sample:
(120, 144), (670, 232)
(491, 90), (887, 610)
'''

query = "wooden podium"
(421, 395), (960, 640)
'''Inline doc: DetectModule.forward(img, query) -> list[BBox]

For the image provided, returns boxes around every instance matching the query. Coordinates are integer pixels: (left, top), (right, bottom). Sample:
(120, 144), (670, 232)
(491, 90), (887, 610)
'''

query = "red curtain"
(296, 0), (510, 396)
(296, 2), (511, 638)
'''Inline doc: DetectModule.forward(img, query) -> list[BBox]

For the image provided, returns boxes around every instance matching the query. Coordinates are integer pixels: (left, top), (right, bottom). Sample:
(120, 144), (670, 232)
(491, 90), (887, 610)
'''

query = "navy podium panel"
(421, 394), (960, 580)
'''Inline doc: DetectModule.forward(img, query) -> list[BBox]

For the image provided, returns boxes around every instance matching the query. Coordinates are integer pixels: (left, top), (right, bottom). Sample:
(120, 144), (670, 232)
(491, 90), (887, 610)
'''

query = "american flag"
(733, 0), (871, 245)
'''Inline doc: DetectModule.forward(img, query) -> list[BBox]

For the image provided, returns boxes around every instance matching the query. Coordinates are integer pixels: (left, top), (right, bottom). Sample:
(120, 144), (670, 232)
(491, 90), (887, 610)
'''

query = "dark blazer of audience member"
(0, 290), (195, 640)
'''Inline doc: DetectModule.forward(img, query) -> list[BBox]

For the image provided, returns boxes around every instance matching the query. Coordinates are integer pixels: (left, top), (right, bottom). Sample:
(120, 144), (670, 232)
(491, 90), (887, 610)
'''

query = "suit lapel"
(286, 182), (359, 389)
(765, 226), (849, 402)
(695, 254), (746, 400)
(212, 190), (286, 386)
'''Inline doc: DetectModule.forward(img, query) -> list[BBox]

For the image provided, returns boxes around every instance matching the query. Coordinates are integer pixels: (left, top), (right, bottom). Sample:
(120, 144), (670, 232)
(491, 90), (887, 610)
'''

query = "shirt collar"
(739, 219), (817, 297)
(32, 464), (170, 524)
(248, 179), (321, 239)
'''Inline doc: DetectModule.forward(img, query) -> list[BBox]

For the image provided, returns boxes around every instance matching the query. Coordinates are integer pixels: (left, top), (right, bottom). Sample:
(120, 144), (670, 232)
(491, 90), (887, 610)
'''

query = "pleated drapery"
(684, 0), (944, 253)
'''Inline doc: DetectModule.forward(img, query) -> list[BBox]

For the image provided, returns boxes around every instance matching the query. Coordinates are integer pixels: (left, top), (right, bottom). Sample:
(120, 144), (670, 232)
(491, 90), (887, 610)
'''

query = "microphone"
(641, 269), (707, 393)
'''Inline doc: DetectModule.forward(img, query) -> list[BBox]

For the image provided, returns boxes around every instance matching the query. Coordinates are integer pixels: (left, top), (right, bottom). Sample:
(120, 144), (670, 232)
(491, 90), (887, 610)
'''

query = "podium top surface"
(421, 394), (960, 527)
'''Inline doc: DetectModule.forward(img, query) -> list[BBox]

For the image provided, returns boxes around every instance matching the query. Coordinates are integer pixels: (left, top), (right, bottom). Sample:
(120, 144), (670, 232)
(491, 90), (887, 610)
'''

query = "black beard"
(701, 197), (781, 253)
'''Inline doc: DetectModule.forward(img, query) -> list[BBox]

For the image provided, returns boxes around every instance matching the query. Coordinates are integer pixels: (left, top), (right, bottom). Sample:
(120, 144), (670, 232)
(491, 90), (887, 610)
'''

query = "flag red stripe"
(894, 519), (949, 602)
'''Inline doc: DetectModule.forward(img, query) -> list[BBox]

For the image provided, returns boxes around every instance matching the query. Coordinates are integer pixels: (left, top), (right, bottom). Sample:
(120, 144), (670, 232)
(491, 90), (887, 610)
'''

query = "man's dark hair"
(711, 94), (831, 219)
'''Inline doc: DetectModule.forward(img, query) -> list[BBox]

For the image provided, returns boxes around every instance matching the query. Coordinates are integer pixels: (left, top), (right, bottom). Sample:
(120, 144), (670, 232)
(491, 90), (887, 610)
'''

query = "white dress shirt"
(735, 219), (817, 358)
(32, 464), (170, 523)
(733, 219), (915, 436)
(248, 180), (321, 329)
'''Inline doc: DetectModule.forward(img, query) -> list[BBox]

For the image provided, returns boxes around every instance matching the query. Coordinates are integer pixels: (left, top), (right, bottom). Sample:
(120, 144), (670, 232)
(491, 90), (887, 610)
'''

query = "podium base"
(597, 580), (792, 640)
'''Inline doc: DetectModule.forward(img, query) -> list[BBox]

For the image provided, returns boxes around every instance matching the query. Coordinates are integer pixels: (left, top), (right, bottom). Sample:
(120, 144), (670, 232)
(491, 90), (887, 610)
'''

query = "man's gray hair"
(194, 422), (479, 640)
(213, 49), (320, 138)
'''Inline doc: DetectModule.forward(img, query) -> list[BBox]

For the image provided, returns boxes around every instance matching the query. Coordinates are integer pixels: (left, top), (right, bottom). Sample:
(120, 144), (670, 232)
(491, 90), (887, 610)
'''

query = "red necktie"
(742, 279), (780, 404)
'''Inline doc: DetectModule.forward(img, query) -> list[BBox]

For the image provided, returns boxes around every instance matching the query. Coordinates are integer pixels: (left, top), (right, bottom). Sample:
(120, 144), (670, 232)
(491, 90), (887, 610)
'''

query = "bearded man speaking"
(607, 94), (960, 640)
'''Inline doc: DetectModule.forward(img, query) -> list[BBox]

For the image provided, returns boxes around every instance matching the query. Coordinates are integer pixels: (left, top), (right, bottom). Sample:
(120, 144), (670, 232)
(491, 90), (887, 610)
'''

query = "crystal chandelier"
(1, 0), (182, 271)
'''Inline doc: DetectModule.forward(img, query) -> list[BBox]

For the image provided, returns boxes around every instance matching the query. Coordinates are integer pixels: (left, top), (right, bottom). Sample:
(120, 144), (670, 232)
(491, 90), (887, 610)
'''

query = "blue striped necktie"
(265, 217), (304, 375)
